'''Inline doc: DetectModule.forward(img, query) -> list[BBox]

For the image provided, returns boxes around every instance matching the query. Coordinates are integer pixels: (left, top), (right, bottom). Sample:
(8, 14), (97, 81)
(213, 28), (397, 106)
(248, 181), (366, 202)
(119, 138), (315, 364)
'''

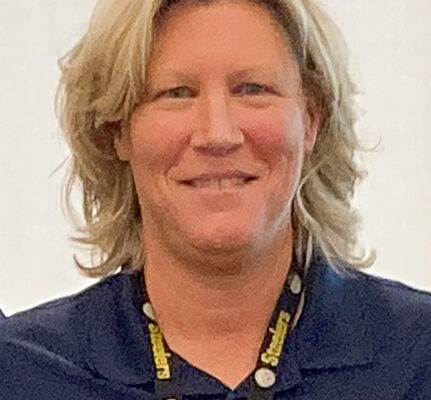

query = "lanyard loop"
(141, 257), (305, 400)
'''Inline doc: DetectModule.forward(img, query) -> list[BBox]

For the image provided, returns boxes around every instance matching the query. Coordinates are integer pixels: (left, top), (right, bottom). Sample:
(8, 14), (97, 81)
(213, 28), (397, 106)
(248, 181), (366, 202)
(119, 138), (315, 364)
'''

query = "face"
(114, 0), (319, 262)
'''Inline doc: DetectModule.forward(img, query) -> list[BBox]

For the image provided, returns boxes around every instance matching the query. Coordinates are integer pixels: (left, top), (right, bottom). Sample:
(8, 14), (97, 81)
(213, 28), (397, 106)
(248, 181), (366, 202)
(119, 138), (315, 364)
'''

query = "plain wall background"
(0, 0), (430, 316)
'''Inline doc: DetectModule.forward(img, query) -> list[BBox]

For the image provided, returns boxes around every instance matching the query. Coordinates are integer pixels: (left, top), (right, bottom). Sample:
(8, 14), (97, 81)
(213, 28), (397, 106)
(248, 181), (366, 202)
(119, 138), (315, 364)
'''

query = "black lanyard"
(141, 259), (304, 400)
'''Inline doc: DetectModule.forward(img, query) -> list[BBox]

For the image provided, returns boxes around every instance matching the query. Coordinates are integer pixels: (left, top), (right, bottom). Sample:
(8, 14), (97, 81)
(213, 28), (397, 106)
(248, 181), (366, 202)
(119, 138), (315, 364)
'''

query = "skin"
(114, 0), (319, 389)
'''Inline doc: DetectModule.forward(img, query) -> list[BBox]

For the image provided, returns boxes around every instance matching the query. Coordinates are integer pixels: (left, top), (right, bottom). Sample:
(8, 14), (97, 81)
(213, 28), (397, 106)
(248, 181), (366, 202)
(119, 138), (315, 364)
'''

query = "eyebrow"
(149, 66), (287, 84)
(229, 67), (286, 81)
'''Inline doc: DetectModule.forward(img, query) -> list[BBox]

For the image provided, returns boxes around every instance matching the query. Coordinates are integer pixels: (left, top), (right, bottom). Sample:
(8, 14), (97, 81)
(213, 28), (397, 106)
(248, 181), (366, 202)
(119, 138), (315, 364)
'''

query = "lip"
(179, 178), (259, 194)
(178, 170), (259, 184)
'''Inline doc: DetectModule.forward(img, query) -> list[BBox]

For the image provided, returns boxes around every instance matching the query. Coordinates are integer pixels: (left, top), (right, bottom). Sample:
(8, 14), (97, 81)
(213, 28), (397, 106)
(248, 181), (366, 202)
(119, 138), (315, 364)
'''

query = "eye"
(163, 86), (193, 98)
(233, 83), (269, 96)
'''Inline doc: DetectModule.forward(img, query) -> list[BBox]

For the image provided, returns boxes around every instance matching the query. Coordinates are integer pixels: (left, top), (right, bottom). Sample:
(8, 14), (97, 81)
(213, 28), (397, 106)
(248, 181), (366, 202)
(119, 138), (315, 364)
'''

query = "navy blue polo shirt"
(1, 250), (430, 399)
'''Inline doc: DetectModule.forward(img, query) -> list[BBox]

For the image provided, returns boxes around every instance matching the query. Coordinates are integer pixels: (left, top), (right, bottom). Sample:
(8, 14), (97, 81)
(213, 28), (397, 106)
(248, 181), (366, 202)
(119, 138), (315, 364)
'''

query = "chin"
(185, 218), (260, 253)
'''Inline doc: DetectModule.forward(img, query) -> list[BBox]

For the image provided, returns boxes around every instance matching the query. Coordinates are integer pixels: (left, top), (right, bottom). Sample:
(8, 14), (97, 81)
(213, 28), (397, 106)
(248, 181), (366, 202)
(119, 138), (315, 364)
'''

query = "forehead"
(155, 0), (287, 36)
(148, 0), (295, 74)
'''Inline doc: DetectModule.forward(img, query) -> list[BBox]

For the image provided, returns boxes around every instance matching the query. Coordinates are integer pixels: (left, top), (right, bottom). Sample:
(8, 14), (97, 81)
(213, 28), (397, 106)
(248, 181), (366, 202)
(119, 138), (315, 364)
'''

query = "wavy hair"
(55, 0), (375, 278)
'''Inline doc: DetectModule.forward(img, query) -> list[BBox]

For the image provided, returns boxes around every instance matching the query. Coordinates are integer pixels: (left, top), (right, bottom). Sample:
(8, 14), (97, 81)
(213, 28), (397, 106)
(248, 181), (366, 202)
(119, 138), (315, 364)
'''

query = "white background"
(0, 1), (430, 316)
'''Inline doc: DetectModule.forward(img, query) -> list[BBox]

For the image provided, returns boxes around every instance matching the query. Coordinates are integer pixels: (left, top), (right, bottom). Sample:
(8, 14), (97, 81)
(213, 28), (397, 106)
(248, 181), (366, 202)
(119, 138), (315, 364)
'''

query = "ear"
(113, 122), (132, 162)
(303, 101), (321, 154)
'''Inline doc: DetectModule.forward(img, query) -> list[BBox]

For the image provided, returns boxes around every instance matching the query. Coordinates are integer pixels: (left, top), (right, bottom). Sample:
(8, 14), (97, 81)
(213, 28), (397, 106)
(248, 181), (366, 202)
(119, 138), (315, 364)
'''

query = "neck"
(142, 224), (293, 345)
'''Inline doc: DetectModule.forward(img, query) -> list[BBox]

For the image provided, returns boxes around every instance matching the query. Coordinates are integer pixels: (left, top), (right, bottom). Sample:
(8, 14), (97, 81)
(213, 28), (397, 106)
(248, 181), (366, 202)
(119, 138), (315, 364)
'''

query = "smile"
(184, 176), (257, 189)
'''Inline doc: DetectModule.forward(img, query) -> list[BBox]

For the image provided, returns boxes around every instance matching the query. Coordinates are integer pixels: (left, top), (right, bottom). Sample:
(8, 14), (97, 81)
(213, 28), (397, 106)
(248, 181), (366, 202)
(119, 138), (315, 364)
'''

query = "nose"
(190, 91), (244, 156)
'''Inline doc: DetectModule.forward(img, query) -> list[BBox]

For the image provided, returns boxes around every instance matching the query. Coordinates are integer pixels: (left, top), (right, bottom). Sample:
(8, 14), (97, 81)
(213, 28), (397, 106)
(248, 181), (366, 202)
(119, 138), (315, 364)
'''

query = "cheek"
(244, 107), (306, 168)
(129, 111), (189, 173)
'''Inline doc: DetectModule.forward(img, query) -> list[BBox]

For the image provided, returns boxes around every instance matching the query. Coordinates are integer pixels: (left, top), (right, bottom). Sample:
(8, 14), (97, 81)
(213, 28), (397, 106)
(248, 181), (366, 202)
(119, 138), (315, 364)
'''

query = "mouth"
(179, 169), (259, 189)
(181, 175), (258, 189)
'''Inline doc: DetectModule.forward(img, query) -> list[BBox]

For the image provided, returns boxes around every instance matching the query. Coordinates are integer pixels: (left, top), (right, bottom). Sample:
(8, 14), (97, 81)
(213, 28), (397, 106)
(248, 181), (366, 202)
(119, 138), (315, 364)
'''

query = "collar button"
(142, 302), (156, 321)
(254, 367), (276, 388)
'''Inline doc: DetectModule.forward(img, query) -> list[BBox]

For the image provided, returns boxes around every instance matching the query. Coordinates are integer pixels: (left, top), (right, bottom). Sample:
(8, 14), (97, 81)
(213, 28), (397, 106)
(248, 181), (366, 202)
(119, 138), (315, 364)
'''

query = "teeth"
(220, 177), (245, 188)
(190, 177), (247, 188)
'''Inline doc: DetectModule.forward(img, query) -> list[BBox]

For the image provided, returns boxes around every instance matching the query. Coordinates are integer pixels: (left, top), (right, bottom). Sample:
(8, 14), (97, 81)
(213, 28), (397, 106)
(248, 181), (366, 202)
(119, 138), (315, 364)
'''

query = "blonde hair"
(55, 0), (375, 278)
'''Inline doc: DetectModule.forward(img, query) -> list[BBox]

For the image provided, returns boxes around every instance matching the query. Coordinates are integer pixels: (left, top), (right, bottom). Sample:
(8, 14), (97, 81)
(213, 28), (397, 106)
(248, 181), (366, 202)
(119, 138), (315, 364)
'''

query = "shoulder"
(366, 270), (431, 312)
(341, 265), (431, 334)
(309, 250), (431, 332)
(344, 267), (431, 394)
(0, 271), (156, 398)
(354, 268), (431, 361)
(334, 262), (431, 380)
(301, 253), (431, 394)
(306, 250), (431, 361)
(293, 252), (431, 399)
(0, 272), (137, 375)
(1, 271), (127, 325)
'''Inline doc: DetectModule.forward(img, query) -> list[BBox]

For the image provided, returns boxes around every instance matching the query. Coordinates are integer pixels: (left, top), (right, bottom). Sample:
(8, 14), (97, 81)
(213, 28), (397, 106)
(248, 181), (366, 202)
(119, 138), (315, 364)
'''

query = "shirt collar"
(87, 248), (390, 393)
(86, 271), (154, 387)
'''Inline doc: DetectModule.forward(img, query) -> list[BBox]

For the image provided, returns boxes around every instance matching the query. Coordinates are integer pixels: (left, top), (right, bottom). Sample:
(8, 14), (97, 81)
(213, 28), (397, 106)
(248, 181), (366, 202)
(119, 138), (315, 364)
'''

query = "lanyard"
(140, 258), (305, 400)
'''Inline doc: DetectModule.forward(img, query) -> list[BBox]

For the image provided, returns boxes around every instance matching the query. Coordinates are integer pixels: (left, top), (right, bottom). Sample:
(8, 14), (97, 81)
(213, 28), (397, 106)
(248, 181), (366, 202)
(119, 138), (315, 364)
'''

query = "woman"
(1, 0), (430, 399)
